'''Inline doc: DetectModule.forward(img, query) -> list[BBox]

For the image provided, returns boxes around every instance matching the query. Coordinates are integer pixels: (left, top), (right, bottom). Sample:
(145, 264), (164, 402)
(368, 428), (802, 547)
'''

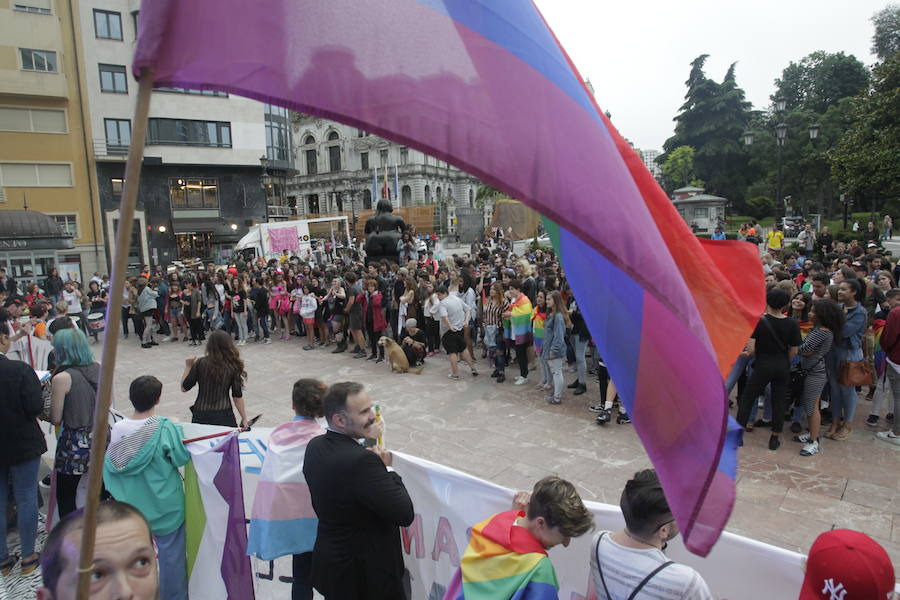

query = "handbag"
(839, 360), (874, 386)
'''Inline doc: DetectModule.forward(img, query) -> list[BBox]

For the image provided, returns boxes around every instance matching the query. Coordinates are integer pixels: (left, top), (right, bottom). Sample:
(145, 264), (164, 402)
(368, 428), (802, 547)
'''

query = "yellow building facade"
(0, 0), (105, 284)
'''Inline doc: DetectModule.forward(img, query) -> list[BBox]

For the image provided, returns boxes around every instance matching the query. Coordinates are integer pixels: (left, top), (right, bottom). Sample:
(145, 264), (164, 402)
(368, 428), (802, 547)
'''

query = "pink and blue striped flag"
(247, 418), (324, 560)
(133, 0), (763, 555)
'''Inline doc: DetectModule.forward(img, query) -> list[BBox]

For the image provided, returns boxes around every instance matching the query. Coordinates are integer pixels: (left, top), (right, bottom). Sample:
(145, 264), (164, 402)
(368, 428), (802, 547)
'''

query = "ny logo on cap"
(822, 578), (846, 600)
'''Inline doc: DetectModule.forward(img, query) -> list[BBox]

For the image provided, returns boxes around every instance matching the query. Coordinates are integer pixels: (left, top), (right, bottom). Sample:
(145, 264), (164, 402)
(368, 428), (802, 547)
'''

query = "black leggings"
(425, 319), (440, 352)
(736, 357), (790, 433)
(292, 552), (312, 600)
(515, 343), (529, 378)
(188, 317), (203, 342)
(121, 306), (131, 334)
(367, 325), (384, 358)
(56, 472), (82, 518)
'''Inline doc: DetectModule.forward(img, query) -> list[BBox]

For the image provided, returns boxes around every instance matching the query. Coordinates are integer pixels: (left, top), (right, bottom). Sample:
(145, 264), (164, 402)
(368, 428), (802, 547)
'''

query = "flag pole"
(75, 68), (154, 600)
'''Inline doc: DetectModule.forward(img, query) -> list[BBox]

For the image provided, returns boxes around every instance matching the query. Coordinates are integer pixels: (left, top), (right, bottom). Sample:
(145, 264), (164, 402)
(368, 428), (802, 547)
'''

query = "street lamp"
(808, 123), (820, 140)
(742, 130), (754, 147)
(775, 97), (787, 113)
(230, 223), (237, 231)
(158, 225), (166, 233)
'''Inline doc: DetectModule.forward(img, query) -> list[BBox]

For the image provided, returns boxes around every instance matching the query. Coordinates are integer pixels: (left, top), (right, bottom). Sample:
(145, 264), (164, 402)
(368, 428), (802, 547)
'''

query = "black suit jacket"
(303, 429), (414, 600)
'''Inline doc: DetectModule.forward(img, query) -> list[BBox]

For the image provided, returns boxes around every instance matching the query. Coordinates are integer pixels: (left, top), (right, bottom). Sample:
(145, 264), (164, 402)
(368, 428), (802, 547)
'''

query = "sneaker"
(799, 441), (820, 456)
(237, 340), (246, 346)
(514, 376), (527, 386)
(754, 419), (772, 428)
(367, 354), (377, 361)
(375, 357), (384, 363)
(161, 337), (172, 343)
(448, 373), (460, 380)
(567, 380), (581, 389)
(470, 368), (478, 376)
(262, 338), (272, 344)
(866, 414), (879, 426)
(790, 422), (802, 434)
(547, 396), (561, 405)
(496, 374), (506, 383)
(876, 430), (900, 446)
(793, 433), (812, 443)
(353, 351), (367, 359)
(303, 345), (314, 351)
(887, 413), (894, 423)
(588, 403), (605, 413)
(490, 370), (499, 378)
(573, 384), (587, 396)
(616, 413), (632, 424)
(595, 408), (611, 425)
(768, 435), (781, 451)
(331, 345), (347, 354)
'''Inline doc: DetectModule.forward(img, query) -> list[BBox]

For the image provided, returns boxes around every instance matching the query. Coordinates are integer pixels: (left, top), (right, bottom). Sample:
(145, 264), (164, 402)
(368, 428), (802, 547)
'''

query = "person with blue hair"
(49, 327), (100, 517)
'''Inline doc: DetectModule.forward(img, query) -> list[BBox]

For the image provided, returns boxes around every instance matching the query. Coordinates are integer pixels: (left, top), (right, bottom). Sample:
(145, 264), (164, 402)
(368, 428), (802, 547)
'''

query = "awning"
(0, 210), (74, 250)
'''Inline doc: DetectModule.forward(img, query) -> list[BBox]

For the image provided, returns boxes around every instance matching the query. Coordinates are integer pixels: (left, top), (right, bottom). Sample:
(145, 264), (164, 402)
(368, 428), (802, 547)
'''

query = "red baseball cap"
(799, 529), (895, 600)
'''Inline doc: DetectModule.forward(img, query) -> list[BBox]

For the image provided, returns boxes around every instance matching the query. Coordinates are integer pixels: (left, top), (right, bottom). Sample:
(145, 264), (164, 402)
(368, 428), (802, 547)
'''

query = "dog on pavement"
(378, 336), (423, 374)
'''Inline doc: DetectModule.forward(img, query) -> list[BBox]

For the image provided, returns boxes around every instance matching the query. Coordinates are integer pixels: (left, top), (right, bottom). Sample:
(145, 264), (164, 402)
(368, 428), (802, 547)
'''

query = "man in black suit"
(303, 382), (414, 600)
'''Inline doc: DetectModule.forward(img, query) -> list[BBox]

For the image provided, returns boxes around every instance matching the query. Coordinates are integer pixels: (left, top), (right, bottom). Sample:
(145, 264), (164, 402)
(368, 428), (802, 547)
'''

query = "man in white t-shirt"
(588, 469), (713, 600)
(436, 286), (477, 380)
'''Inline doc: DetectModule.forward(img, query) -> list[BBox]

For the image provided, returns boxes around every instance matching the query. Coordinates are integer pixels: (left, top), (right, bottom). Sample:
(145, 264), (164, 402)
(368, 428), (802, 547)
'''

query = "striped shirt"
(482, 298), (508, 328)
(589, 531), (713, 600)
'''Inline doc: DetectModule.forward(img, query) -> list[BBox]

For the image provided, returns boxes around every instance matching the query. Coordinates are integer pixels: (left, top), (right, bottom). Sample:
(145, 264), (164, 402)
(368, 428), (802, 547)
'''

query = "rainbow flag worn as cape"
(443, 510), (558, 600)
(873, 318), (887, 378)
(532, 307), (546, 353)
(132, 0), (764, 555)
(506, 294), (534, 345)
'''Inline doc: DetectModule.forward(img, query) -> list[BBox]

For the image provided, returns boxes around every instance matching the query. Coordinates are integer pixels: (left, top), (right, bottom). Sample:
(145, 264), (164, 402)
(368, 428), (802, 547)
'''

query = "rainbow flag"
(247, 419), (324, 560)
(132, 0), (763, 555)
(506, 294), (533, 345)
(443, 510), (558, 600)
(873, 318), (887, 378)
(532, 307), (546, 354)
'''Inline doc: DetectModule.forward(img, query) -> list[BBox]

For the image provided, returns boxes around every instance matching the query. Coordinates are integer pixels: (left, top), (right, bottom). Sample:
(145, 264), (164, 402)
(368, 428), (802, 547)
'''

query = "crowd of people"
(1, 220), (900, 598)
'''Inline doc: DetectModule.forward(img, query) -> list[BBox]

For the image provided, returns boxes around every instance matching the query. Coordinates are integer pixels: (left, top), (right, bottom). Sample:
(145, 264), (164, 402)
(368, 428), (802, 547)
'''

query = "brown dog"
(378, 336), (423, 374)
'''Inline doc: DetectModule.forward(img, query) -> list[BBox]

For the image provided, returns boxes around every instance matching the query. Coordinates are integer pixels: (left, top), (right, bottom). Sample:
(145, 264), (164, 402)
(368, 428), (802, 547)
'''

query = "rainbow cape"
(532, 307), (546, 353)
(133, 0), (763, 555)
(505, 294), (534, 345)
(443, 510), (557, 600)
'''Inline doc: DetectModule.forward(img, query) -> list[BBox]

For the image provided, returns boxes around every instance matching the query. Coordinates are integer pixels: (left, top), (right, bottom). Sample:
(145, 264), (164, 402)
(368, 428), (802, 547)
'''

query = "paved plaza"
(102, 332), (900, 568)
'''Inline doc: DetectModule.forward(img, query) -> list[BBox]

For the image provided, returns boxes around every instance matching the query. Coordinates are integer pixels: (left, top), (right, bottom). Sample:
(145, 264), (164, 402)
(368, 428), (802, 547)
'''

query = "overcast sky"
(534, 0), (887, 151)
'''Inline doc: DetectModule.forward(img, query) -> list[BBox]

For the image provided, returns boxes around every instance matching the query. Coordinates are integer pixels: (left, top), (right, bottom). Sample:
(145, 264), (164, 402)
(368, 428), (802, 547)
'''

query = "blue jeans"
(0, 457), (40, 561)
(725, 354), (753, 396)
(156, 522), (188, 600)
(827, 347), (862, 423)
(573, 336), (589, 384)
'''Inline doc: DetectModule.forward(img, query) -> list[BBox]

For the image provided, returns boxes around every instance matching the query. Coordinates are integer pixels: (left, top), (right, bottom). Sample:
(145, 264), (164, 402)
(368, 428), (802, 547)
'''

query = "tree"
(773, 51), (869, 114)
(663, 56), (751, 206)
(746, 196), (775, 220)
(871, 4), (900, 61)
(829, 54), (900, 206)
(661, 146), (701, 189)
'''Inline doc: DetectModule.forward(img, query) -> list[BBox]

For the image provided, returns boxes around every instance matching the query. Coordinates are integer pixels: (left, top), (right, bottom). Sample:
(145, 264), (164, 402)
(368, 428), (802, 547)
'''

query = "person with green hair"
(49, 327), (100, 517)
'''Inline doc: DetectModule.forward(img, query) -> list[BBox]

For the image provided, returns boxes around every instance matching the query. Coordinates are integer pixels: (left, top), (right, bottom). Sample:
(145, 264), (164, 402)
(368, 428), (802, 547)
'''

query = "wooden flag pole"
(75, 68), (154, 600)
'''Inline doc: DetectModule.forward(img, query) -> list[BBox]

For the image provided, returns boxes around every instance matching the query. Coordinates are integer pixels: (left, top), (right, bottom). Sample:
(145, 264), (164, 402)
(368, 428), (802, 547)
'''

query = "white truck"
(234, 216), (350, 261)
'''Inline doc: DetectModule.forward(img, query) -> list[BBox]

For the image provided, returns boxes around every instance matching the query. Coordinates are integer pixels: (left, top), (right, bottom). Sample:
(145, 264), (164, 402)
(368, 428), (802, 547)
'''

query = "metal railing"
(267, 204), (294, 218)
(93, 139), (129, 158)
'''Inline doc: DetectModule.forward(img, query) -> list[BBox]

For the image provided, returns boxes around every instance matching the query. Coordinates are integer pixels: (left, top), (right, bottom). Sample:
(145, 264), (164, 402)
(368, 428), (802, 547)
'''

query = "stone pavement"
(103, 331), (900, 570)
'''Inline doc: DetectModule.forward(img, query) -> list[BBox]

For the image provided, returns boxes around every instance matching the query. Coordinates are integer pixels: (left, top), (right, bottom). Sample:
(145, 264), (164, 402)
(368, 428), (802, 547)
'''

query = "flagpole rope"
(75, 68), (154, 600)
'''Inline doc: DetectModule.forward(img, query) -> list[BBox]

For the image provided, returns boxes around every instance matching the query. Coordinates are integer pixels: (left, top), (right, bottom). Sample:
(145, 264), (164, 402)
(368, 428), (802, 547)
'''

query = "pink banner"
(267, 227), (299, 253)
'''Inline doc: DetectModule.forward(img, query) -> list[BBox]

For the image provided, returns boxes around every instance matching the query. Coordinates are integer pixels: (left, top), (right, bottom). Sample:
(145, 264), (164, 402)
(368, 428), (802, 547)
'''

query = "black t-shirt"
(751, 314), (801, 358)
(87, 290), (106, 311)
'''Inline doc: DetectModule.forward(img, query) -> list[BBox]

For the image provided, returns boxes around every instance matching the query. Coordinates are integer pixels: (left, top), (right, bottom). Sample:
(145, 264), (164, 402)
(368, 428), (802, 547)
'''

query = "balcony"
(267, 204), (294, 219)
(93, 139), (129, 160)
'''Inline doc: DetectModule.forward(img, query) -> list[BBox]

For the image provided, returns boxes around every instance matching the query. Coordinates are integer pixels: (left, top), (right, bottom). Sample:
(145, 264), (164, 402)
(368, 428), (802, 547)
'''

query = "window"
(305, 149), (317, 175)
(14, 0), (51, 14)
(0, 107), (66, 133)
(379, 149), (388, 167)
(264, 104), (291, 163)
(303, 135), (315, 145)
(154, 87), (227, 97)
(307, 194), (320, 214)
(362, 189), (372, 210)
(400, 148), (408, 166)
(357, 129), (365, 138)
(327, 131), (339, 141)
(94, 9), (123, 40)
(0, 163), (72, 186)
(328, 145), (341, 172)
(360, 152), (369, 171)
(52, 214), (78, 238)
(131, 11), (138, 36)
(99, 64), (127, 93)
(693, 206), (708, 218)
(20, 49), (57, 73)
(147, 119), (231, 147)
(104, 119), (131, 154)
(168, 178), (218, 209)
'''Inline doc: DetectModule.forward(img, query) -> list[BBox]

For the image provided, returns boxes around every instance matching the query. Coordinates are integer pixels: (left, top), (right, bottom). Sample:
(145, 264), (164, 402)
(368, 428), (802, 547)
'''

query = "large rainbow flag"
(444, 510), (558, 600)
(132, 0), (762, 554)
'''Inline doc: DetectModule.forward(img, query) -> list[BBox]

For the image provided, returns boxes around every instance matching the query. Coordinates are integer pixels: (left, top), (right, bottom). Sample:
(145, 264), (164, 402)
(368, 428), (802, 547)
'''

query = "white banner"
(177, 424), (809, 600)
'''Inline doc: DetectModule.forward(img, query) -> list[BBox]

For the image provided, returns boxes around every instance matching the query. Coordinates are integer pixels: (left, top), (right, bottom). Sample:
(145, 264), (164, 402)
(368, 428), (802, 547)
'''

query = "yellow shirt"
(767, 230), (784, 249)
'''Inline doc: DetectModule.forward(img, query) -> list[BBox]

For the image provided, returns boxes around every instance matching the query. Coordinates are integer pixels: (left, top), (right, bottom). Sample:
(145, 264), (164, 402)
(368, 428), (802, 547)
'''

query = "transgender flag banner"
(133, 0), (764, 555)
(185, 433), (255, 600)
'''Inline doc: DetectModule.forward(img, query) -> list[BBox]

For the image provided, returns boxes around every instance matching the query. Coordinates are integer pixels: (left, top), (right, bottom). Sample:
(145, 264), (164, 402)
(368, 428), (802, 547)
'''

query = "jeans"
(547, 356), (564, 400)
(725, 354), (753, 396)
(257, 314), (270, 339)
(573, 336), (588, 384)
(234, 311), (248, 341)
(885, 367), (900, 434)
(142, 314), (157, 344)
(827, 347), (862, 423)
(0, 458), (40, 560)
(485, 325), (505, 372)
(156, 523), (188, 600)
(539, 357), (551, 385)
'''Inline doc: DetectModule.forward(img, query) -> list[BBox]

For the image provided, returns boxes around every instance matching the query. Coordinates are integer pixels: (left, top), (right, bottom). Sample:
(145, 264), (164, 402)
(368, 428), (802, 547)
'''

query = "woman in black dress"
(181, 329), (249, 427)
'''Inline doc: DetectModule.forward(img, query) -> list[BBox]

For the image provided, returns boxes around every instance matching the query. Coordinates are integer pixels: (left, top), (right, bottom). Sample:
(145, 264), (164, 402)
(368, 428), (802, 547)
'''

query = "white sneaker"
(161, 337), (172, 343)
(514, 376), (527, 386)
(876, 431), (900, 446)
(237, 340), (246, 346)
(800, 441), (819, 456)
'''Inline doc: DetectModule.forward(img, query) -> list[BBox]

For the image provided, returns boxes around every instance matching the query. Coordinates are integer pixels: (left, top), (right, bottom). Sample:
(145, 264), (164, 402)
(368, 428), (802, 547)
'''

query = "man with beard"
(303, 382), (414, 600)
